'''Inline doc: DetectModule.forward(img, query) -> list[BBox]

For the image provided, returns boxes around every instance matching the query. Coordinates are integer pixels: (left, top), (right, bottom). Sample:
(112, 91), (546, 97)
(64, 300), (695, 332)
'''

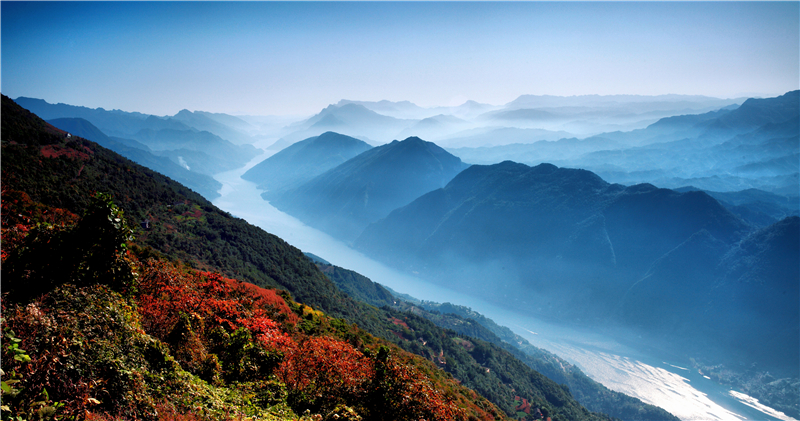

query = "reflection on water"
(212, 158), (794, 421)
(528, 339), (745, 420)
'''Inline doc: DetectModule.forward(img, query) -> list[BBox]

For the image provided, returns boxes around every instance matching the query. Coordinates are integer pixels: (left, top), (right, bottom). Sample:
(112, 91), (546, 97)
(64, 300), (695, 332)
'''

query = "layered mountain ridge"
(242, 131), (372, 194)
(268, 136), (469, 242)
(353, 160), (797, 376)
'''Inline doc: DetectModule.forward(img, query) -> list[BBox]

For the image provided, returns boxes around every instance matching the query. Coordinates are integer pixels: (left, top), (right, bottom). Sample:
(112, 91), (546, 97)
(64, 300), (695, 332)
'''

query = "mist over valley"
(9, 88), (798, 420)
(3, 2), (798, 419)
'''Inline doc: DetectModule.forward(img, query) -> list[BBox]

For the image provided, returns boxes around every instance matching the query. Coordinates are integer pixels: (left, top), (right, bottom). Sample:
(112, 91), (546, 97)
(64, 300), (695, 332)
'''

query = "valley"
(3, 3), (797, 420)
(212, 158), (796, 421)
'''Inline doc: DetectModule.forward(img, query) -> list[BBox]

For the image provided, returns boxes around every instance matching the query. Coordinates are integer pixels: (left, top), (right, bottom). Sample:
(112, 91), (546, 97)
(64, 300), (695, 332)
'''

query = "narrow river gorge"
(212, 155), (794, 421)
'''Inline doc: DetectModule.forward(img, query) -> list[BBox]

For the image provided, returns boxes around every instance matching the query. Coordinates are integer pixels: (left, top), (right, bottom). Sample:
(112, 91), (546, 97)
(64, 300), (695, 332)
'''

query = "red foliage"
(389, 316), (410, 329)
(233, 281), (299, 325)
(136, 261), (297, 353)
(40, 144), (92, 161)
(516, 397), (531, 414)
(373, 352), (469, 421)
(1, 189), (79, 261)
(181, 209), (202, 219)
(277, 336), (374, 406)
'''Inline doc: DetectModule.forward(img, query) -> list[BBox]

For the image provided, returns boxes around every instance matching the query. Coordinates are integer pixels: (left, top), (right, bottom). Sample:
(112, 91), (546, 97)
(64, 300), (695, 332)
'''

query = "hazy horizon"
(2, 2), (798, 117)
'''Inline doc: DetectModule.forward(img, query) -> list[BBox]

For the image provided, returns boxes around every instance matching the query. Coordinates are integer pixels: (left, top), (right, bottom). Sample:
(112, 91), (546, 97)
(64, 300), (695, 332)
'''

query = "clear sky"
(2, 2), (798, 116)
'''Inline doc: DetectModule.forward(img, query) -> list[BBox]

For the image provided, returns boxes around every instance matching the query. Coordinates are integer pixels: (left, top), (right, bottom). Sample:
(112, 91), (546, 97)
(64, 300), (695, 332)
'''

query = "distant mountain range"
(353, 160), (797, 376)
(270, 103), (411, 148)
(14, 97), (263, 197)
(46, 117), (223, 199)
(268, 136), (468, 242)
(451, 91), (799, 195)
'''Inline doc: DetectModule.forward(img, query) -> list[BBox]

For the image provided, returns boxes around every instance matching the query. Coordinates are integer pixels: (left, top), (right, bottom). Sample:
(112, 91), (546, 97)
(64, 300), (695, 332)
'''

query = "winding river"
(212, 154), (795, 421)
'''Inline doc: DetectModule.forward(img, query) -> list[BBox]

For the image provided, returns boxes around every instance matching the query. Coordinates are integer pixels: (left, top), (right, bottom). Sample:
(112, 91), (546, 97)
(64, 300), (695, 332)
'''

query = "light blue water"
(212, 157), (794, 421)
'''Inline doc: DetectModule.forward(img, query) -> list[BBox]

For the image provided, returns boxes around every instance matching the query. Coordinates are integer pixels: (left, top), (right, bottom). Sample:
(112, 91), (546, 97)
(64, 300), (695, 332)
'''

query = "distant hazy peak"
(175, 109), (194, 116)
(336, 99), (419, 107)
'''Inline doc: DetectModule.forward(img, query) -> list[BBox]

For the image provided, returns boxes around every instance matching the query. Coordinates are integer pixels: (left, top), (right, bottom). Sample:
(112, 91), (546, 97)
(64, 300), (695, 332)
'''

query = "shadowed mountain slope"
(354, 160), (796, 377)
(270, 136), (468, 242)
(243, 131), (372, 194)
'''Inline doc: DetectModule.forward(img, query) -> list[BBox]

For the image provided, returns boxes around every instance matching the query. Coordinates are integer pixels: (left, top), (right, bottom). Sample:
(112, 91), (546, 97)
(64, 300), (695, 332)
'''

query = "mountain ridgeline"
(46, 117), (223, 200)
(242, 131), (372, 194)
(354, 160), (798, 376)
(451, 90), (799, 196)
(13, 96), (262, 198)
(267, 136), (469, 242)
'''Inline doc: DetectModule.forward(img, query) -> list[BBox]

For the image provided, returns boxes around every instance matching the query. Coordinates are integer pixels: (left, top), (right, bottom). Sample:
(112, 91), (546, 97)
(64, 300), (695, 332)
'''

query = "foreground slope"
(1, 193), (504, 420)
(2, 95), (621, 421)
(322, 262), (681, 421)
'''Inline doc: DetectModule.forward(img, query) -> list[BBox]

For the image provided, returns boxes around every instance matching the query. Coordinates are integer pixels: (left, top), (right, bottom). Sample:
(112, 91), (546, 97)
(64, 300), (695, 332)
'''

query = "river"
(212, 154), (796, 421)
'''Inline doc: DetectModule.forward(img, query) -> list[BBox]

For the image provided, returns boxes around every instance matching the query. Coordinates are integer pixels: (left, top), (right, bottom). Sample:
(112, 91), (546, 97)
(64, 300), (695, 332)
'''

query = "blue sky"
(2, 2), (798, 116)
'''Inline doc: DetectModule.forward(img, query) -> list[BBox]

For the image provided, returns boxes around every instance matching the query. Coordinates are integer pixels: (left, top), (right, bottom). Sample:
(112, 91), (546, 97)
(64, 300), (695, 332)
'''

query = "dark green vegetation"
(410, 302), (681, 421)
(270, 136), (469, 242)
(243, 131), (372, 195)
(15, 96), (260, 177)
(2, 95), (628, 420)
(318, 265), (615, 421)
(354, 159), (799, 383)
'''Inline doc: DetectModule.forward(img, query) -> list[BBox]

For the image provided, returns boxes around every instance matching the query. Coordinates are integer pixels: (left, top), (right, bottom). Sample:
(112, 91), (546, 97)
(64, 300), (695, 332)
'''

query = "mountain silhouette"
(352, 160), (796, 375)
(243, 131), (372, 194)
(270, 136), (468, 242)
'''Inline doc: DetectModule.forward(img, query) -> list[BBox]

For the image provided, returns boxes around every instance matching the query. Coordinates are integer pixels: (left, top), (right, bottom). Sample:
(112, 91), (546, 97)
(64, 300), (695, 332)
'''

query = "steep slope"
(2, 95), (342, 314)
(271, 136), (468, 242)
(323, 262), (680, 421)
(0, 195), (503, 421)
(47, 117), (222, 200)
(242, 132), (372, 194)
